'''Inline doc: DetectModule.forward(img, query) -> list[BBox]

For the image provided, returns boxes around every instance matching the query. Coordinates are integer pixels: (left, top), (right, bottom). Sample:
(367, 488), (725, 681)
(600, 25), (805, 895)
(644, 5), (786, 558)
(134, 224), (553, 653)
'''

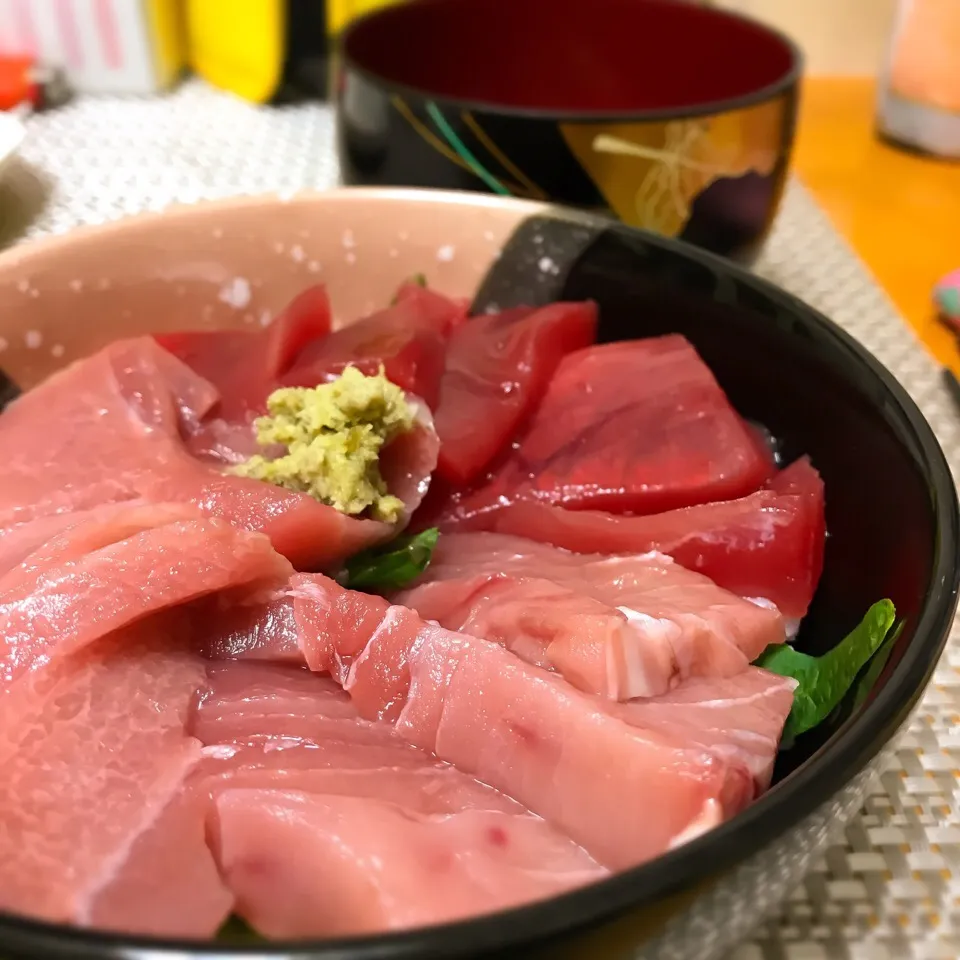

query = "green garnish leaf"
(852, 620), (903, 710)
(755, 599), (896, 740)
(344, 527), (439, 590)
(217, 915), (261, 943)
(390, 273), (429, 304)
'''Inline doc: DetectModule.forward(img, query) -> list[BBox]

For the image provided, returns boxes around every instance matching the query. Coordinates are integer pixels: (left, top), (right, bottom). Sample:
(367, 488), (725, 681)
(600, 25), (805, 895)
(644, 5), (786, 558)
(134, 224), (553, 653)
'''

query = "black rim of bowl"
(339, 0), (804, 124)
(0, 195), (955, 959)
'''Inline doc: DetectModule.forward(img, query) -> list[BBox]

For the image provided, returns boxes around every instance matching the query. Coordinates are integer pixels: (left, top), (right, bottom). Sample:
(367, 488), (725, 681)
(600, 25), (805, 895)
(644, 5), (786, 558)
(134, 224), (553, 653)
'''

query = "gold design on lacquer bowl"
(559, 98), (787, 236)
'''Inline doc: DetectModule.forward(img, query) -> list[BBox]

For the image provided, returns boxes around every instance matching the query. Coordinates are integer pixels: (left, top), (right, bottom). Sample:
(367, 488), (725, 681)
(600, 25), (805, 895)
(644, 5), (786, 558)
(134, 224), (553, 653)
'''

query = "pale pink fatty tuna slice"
(395, 573), (678, 700)
(89, 783), (233, 938)
(211, 576), (756, 869)
(0, 501), (291, 691)
(387, 622), (754, 868)
(190, 660), (606, 936)
(215, 790), (606, 938)
(399, 534), (785, 699)
(0, 618), (227, 930)
(0, 506), (291, 934)
(192, 661), (524, 815)
(0, 337), (438, 568)
(612, 667), (797, 794)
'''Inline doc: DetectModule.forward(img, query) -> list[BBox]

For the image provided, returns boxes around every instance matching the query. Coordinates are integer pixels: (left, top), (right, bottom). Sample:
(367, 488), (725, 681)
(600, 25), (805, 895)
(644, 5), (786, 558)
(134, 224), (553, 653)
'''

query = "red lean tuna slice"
(0, 502), (291, 690)
(0, 337), (438, 568)
(433, 302), (598, 485)
(154, 284), (332, 426)
(206, 576), (756, 868)
(435, 335), (775, 528)
(479, 458), (826, 621)
(400, 534), (785, 698)
(281, 284), (467, 408)
(188, 660), (605, 936)
(215, 790), (606, 938)
(0, 616), (230, 931)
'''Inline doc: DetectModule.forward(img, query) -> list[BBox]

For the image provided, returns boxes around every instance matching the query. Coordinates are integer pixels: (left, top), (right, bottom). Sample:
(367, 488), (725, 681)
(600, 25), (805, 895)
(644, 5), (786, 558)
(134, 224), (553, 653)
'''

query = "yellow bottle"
(184, 0), (404, 105)
(185, 0), (286, 103)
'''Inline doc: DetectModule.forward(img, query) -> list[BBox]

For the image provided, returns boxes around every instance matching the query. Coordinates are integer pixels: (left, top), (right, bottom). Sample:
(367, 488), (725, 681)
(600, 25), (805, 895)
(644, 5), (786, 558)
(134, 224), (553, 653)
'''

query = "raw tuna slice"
(155, 284), (332, 428)
(0, 502), (290, 691)
(0, 618), (209, 927)
(211, 575), (757, 868)
(613, 667), (796, 793)
(192, 660), (523, 812)
(394, 575), (658, 701)
(215, 789), (606, 938)
(193, 661), (421, 755)
(433, 302), (597, 485)
(0, 504), (152, 578)
(281, 284), (466, 408)
(189, 660), (605, 936)
(200, 573), (391, 676)
(402, 534), (785, 698)
(387, 622), (753, 868)
(198, 589), (304, 663)
(0, 337), (438, 568)
(436, 335), (775, 527)
(89, 785), (233, 938)
(481, 458), (826, 620)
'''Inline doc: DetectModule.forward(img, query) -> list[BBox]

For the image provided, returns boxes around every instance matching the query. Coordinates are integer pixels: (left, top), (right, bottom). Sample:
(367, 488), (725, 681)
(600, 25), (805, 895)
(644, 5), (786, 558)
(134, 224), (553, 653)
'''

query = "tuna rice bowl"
(0, 258), (907, 947)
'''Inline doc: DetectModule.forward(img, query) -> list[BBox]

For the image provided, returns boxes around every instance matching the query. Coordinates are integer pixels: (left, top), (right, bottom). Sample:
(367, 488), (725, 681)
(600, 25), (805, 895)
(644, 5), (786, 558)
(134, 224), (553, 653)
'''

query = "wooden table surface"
(794, 77), (960, 373)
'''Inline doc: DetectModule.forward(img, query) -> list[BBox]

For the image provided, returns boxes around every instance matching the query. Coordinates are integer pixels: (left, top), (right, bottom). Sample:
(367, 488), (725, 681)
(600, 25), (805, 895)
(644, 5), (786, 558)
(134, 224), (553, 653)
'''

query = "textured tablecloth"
(3, 79), (959, 960)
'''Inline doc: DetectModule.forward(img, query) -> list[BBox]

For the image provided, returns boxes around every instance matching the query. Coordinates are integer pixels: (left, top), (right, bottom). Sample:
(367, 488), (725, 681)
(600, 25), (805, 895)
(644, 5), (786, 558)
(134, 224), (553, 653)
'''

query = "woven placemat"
(3, 79), (959, 960)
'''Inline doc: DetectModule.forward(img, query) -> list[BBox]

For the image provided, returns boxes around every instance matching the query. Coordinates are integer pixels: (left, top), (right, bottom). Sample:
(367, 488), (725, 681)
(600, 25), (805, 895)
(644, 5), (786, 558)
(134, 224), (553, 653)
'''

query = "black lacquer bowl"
(0, 188), (954, 959)
(336, 0), (802, 263)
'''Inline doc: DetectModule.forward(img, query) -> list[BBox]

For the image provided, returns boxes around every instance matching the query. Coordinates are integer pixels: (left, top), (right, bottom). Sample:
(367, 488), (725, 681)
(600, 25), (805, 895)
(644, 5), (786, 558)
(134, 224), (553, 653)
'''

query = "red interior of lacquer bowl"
(344, 0), (798, 113)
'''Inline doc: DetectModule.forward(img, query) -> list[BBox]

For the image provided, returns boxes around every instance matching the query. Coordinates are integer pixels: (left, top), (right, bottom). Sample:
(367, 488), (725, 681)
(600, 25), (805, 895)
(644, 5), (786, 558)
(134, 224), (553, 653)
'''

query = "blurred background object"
(877, 0), (960, 158)
(0, 0), (186, 95)
(185, 1), (402, 105)
(337, 0), (801, 262)
(714, 0), (898, 76)
(185, 0), (284, 103)
(0, 55), (70, 111)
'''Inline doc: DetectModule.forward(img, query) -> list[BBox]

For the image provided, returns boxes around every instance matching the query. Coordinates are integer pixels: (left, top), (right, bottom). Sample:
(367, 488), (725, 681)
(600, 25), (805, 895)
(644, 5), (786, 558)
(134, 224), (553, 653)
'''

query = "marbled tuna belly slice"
(400, 535), (785, 699)
(89, 783), (233, 938)
(0, 618), (213, 928)
(612, 667), (797, 794)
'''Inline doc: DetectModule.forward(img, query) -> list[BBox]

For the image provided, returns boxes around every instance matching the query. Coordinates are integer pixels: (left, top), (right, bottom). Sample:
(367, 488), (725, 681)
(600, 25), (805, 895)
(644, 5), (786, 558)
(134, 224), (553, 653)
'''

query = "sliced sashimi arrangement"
(0, 274), (896, 942)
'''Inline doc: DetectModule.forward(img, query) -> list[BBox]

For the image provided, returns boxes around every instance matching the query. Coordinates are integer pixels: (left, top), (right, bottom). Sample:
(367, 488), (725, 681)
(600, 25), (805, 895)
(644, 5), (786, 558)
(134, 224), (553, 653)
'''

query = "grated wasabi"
(230, 366), (415, 522)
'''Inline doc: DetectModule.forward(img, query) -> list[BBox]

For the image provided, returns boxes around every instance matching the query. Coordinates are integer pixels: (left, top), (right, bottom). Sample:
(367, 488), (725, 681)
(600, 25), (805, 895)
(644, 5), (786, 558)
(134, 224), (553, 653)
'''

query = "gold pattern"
(391, 96), (478, 176)
(560, 98), (788, 236)
(461, 113), (549, 200)
(391, 96), (530, 196)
